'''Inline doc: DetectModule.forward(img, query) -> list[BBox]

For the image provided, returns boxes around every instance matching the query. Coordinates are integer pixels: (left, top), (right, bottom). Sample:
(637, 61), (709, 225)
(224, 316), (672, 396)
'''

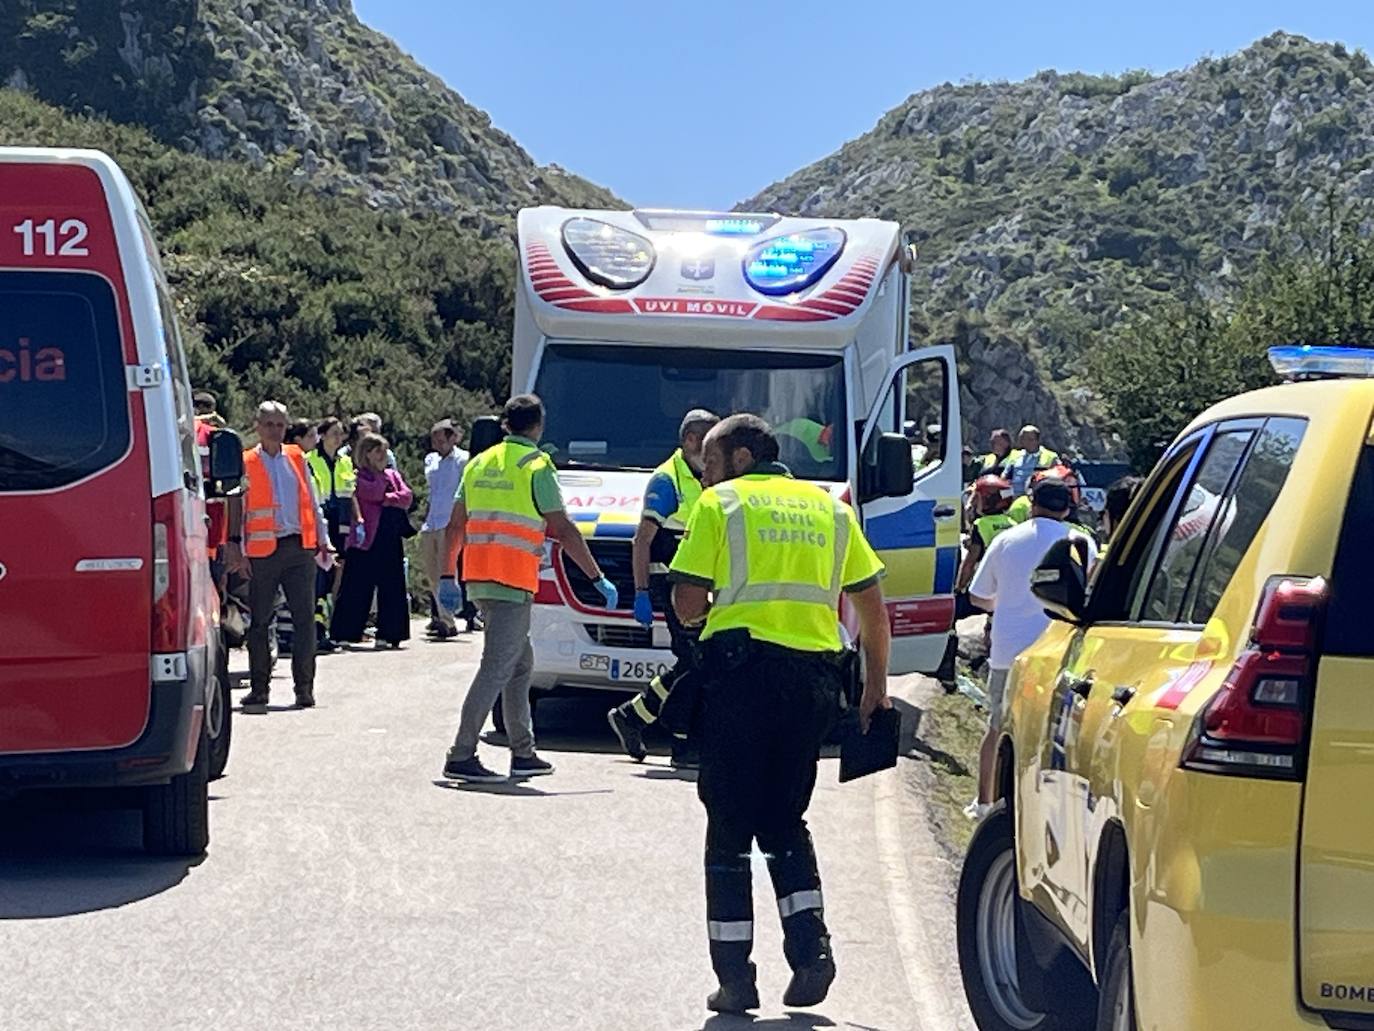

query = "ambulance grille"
(561, 540), (635, 611)
(586, 625), (655, 649)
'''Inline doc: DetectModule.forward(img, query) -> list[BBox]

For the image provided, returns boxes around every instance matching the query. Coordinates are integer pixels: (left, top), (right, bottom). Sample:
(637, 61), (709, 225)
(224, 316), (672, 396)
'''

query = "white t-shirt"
(421, 448), (470, 532)
(968, 517), (1097, 669)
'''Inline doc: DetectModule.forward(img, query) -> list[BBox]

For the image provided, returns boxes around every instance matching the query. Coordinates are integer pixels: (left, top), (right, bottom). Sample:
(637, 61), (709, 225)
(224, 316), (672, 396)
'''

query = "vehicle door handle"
(1111, 686), (1136, 706)
(933, 504), (957, 520)
(1063, 672), (1094, 699)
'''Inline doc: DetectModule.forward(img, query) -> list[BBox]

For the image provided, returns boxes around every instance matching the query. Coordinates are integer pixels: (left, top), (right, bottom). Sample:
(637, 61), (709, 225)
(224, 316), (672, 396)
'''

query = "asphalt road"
(1, 622), (974, 1031)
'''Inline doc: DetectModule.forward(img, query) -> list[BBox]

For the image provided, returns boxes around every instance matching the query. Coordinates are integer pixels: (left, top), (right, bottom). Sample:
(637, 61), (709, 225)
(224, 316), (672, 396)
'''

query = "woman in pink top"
(330, 434), (414, 649)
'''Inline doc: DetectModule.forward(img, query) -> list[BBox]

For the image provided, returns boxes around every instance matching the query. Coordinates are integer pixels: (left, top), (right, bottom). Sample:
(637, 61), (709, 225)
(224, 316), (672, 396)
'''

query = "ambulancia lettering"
(0, 338), (66, 382)
(564, 495), (641, 508)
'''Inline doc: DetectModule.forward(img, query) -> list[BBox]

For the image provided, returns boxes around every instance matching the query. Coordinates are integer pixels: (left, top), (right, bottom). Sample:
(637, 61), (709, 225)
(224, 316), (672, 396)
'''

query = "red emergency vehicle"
(0, 149), (242, 855)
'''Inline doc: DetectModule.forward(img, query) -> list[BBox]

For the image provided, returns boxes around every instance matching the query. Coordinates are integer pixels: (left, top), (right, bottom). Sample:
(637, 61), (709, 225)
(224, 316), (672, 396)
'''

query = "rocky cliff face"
(745, 33), (1374, 457)
(0, 0), (617, 229)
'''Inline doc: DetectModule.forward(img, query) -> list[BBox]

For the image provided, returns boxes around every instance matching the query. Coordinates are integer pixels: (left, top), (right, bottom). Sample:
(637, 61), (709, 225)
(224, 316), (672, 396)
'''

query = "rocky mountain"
(745, 33), (1374, 457)
(0, 0), (617, 229)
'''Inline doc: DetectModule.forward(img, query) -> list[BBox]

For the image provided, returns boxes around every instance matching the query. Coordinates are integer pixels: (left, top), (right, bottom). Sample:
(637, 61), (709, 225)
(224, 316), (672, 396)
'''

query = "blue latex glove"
(437, 577), (463, 614)
(633, 589), (654, 629)
(593, 576), (619, 610)
(353, 522), (366, 546)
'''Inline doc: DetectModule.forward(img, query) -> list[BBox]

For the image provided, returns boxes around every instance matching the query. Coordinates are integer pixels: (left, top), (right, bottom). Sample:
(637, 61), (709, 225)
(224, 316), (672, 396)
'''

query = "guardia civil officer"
(668, 414), (893, 1014)
(607, 408), (719, 768)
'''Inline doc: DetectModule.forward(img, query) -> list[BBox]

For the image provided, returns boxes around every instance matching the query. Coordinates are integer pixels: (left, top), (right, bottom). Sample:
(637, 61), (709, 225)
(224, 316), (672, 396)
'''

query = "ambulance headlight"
(743, 227), (846, 296)
(561, 218), (656, 290)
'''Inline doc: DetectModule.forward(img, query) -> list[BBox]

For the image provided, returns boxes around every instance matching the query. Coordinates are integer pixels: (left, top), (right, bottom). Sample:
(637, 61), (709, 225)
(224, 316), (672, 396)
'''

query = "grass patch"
(912, 684), (987, 855)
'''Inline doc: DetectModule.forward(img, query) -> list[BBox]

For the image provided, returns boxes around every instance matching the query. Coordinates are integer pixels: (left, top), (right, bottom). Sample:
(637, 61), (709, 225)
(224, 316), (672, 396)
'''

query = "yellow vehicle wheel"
(957, 802), (1095, 1031)
(1094, 911), (1136, 1031)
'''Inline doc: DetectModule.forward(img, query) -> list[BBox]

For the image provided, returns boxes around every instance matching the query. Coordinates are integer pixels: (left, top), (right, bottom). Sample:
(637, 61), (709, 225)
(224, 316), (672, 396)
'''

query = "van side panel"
(0, 161), (154, 753)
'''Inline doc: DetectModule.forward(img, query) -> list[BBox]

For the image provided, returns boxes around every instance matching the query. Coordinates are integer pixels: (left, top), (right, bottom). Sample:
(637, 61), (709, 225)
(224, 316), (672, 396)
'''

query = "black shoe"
(466, 616), (484, 633)
(608, 708), (647, 762)
(294, 689), (316, 709)
(670, 743), (700, 771)
(316, 636), (337, 654)
(240, 690), (269, 711)
(510, 754), (554, 778)
(442, 755), (506, 783)
(707, 966), (759, 1015)
(783, 954), (836, 1009)
(429, 625), (458, 640)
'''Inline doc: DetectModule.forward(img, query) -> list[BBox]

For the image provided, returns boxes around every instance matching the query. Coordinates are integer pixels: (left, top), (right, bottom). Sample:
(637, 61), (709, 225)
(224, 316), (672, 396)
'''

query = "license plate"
(580, 654), (611, 673)
(611, 659), (673, 682)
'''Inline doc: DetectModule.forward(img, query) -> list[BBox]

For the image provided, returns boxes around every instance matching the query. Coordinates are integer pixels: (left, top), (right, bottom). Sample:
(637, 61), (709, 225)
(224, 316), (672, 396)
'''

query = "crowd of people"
(192, 392), (482, 712)
(193, 385), (1147, 1014)
(953, 421), (1143, 820)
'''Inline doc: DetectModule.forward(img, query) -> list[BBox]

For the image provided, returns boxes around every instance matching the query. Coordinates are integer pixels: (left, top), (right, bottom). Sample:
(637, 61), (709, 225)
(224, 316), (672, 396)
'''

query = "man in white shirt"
(967, 476), (1097, 813)
(420, 419), (470, 637)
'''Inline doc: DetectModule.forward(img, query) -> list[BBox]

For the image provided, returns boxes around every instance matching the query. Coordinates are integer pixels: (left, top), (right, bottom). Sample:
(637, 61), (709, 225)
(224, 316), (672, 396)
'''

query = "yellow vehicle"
(956, 346), (1374, 1031)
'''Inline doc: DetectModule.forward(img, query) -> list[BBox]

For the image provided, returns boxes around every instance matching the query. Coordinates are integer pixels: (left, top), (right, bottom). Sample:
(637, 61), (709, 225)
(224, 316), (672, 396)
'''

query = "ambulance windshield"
(533, 344), (847, 481)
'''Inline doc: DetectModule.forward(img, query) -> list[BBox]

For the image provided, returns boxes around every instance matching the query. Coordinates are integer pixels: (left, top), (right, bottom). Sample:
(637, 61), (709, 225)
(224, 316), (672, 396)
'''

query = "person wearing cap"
(1000, 425), (1060, 497)
(420, 418), (470, 639)
(607, 408), (720, 769)
(193, 390), (227, 429)
(966, 476), (1097, 818)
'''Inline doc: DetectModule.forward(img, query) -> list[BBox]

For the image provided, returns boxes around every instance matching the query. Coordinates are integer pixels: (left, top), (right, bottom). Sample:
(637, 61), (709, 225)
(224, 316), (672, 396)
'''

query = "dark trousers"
(247, 536), (317, 693)
(615, 575), (699, 737)
(331, 532), (410, 645)
(698, 646), (842, 982)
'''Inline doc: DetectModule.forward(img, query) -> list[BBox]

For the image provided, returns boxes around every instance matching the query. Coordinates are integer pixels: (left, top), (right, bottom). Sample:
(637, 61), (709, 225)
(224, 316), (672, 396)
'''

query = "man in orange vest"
(439, 394), (618, 783)
(225, 401), (333, 711)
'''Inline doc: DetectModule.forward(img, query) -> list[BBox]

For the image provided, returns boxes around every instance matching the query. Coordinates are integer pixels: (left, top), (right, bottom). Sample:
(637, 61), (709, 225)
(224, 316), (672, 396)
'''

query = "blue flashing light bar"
(1268, 344), (1374, 379)
(632, 210), (780, 235)
(705, 217), (766, 235)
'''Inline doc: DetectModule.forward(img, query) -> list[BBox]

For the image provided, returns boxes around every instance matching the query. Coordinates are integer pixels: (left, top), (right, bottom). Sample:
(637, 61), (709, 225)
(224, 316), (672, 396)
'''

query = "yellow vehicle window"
(1186, 418), (1306, 623)
(1136, 430), (1254, 623)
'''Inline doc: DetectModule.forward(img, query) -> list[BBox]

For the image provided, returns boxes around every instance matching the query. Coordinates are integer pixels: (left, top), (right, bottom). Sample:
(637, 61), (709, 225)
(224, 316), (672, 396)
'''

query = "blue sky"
(353, 0), (1371, 210)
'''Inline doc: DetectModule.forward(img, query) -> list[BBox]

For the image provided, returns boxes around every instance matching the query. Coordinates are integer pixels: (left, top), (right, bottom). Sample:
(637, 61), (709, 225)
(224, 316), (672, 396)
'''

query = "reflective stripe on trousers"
(708, 920), (753, 942)
(778, 888), (823, 919)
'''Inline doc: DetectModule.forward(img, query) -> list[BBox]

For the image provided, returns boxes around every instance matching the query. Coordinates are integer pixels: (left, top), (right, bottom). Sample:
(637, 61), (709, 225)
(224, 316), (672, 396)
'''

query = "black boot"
(707, 963), (759, 1015)
(607, 707), (647, 762)
(783, 951), (836, 1008)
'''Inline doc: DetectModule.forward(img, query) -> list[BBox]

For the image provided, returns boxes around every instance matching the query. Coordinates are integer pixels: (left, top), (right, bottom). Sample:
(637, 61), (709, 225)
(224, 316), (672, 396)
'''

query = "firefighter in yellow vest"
(439, 394), (618, 783)
(606, 409), (719, 769)
(225, 401), (332, 711)
(669, 414), (892, 1015)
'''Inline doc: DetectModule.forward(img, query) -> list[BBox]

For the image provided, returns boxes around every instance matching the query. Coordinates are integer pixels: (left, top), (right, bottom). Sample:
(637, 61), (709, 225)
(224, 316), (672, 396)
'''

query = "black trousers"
(698, 645), (842, 982)
(330, 531), (410, 645)
(615, 574), (700, 735)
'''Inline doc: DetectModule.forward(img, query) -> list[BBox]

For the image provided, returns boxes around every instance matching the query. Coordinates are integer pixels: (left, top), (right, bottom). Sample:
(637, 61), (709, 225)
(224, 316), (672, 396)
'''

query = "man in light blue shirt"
(420, 419), (471, 636)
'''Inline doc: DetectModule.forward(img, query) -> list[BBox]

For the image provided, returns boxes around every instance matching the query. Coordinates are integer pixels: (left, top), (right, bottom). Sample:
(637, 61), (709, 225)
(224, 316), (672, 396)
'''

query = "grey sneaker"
(443, 755), (506, 783)
(240, 690), (269, 712)
(510, 754), (554, 778)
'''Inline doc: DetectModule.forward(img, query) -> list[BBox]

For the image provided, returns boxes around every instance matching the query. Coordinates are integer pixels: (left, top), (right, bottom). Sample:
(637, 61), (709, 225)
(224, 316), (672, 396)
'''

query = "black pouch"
(702, 628), (753, 673)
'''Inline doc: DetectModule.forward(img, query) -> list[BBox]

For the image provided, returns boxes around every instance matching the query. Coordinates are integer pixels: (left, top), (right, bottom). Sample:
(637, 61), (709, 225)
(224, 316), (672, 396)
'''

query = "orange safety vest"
(242, 444), (319, 557)
(461, 440), (551, 593)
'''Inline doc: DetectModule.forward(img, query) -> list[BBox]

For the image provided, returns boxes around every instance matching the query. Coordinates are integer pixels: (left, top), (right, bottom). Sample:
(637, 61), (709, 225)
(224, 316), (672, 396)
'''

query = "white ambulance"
(511, 208), (964, 701)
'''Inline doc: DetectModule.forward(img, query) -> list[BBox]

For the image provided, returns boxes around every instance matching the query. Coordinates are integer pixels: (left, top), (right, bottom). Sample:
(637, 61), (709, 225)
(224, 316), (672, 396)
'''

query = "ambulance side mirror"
(205, 429), (244, 498)
(468, 415), (506, 456)
(861, 432), (915, 502)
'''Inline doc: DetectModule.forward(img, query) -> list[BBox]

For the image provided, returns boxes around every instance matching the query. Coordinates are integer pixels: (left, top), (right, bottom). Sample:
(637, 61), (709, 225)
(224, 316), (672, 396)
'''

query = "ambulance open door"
(856, 345), (963, 675)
